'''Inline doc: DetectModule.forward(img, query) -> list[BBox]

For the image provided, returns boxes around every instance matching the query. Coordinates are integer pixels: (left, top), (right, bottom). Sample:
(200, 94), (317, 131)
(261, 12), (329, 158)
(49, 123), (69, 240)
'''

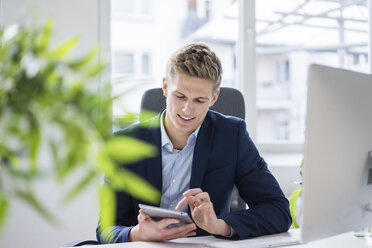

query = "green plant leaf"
(0, 143), (20, 167)
(289, 187), (303, 228)
(8, 155), (20, 167)
(68, 46), (99, 70)
(53, 120), (90, 181)
(109, 167), (160, 204)
(2, 166), (41, 180)
(106, 136), (157, 164)
(36, 18), (53, 52)
(98, 185), (115, 242)
(49, 140), (61, 174)
(86, 63), (106, 77)
(300, 159), (304, 176)
(0, 195), (9, 232)
(15, 189), (58, 226)
(95, 150), (116, 176)
(138, 110), (159, 124)
(114, 112), (138, 126)
(28, 121), (41, 173)
(62, 170), (96, 204)
(48, 36), (79, 59)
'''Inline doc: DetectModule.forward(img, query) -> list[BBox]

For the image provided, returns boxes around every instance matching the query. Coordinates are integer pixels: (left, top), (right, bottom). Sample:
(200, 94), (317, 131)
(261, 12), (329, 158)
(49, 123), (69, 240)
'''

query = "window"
(188, 0), (197, 14)
(205, 0), (210, 19)
(111, 0), (153, 18)
(111, 0), (135, 15)
(111, 0), (238, 115)
(255, 0), (369, 144)
(141, 0), (151, 16)
(276, 120), (289, 141)
(142, 53), (150, 75)
(114, 52), (134, 75)
(110, 0), (370, 149)
(275, 59), (290, 83)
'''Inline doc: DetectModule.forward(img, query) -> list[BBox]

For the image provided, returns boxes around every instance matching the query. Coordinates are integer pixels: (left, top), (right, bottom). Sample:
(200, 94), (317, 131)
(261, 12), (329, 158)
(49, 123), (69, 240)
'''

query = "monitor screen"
(301, 64), (372, 242)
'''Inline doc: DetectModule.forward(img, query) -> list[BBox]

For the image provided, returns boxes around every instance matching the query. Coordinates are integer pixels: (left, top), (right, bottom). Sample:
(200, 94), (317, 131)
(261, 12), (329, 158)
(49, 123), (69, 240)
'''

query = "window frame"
(238, 0), (371, 154)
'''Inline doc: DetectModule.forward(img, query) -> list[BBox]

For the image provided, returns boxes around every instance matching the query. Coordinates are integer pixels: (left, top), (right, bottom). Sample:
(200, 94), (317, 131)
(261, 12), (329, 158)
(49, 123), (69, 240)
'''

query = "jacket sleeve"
(96, 225), (134, 243)
(218, 120), (292, 239)
(96, 184), (138, 243)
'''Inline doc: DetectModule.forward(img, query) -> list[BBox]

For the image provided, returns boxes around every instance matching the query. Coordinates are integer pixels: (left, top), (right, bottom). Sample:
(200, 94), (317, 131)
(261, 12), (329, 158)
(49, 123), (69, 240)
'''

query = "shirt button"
(172, 179), (176, 183)
(170, 204), (174, 207)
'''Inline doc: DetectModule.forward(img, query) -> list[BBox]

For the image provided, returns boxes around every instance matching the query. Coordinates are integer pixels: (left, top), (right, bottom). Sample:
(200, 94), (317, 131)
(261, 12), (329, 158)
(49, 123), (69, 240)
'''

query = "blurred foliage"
(289, 158), (304, 228)
(0, 19), (160, 233)
(289, 186), (302, 228)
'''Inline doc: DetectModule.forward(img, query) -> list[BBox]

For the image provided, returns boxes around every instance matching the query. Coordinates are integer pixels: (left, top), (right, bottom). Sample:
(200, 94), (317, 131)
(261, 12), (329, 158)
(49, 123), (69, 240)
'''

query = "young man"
(97, 43), (291, 243)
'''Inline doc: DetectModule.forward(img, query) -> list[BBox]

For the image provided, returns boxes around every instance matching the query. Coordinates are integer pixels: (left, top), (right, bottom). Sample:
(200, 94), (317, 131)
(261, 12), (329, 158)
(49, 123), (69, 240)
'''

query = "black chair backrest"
(140, 87), (245, 122)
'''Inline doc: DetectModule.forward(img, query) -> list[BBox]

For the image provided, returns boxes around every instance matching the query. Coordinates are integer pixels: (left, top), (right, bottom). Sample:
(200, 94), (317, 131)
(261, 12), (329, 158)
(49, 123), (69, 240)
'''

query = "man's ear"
(162, 77), (168, 97)
(209, 89), (220, 107)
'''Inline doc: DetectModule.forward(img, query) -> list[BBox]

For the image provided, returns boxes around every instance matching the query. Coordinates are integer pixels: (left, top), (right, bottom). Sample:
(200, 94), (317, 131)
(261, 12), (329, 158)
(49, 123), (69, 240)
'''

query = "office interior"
(0, 0), (371, 248)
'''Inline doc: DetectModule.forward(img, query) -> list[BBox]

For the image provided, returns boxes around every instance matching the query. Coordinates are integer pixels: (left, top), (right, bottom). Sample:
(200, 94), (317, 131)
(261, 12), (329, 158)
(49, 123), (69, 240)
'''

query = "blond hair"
(165, 43), (222, 92)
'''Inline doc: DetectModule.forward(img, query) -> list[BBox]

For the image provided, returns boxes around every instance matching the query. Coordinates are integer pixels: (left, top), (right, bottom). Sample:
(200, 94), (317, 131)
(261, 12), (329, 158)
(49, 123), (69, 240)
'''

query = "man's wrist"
(128, 225), (140, 242)
(212, 219), (231, 236)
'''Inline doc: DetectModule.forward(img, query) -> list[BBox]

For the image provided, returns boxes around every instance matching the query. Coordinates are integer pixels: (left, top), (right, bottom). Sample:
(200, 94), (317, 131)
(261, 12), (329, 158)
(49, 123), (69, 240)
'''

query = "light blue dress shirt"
(159, 111), (234, 237)
(159, 111), (199, 212)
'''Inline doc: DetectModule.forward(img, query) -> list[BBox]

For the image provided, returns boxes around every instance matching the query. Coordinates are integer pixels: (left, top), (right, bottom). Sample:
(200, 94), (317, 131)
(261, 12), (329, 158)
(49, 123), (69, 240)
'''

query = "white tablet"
(138, 204), (193, 224)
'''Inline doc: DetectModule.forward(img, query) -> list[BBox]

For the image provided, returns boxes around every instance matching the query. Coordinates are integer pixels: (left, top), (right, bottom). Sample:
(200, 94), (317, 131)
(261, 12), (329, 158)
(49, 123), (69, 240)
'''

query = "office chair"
(61, 240), (99, 247)
(140, 87), (247, 212)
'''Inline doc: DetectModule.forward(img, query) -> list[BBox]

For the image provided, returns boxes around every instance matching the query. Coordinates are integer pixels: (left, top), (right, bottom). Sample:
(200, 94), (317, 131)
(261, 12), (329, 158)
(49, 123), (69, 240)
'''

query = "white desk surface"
(73, 229), (372, 248)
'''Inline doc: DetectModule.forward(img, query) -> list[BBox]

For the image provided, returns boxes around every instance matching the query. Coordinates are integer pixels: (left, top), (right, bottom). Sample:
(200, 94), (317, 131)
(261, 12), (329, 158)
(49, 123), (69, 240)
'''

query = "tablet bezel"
(138, 204), (193, 224)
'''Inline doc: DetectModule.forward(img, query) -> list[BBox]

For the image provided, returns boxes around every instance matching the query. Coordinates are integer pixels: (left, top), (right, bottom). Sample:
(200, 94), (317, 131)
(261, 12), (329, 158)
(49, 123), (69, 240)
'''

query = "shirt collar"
(160, 110), (200, 152)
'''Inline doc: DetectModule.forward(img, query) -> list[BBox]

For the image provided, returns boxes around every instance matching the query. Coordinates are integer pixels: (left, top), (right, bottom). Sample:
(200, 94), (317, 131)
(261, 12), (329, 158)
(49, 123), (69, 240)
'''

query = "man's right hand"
(128, 209), (197, 241)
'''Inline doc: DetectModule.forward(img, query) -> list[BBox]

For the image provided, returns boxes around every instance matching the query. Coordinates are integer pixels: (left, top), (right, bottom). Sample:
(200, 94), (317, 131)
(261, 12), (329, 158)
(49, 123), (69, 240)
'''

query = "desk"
(69, 230), (372, 248)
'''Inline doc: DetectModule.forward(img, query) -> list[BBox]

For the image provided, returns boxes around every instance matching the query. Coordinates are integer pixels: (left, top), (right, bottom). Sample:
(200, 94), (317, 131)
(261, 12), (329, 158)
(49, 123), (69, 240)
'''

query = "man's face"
(162, 73), (219, 137)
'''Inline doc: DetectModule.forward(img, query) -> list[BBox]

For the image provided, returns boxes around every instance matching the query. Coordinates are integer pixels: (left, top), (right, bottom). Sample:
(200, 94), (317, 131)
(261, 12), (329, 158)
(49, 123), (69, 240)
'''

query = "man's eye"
(176, 95), (185, 99)
(196, 100), (206, 103)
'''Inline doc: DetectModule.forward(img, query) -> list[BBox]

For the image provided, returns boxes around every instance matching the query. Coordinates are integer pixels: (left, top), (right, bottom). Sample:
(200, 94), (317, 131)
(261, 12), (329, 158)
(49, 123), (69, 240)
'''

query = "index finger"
(175, 188), (203, 210)
(182, 188), (203, 197)
(175, 196), (189, 210)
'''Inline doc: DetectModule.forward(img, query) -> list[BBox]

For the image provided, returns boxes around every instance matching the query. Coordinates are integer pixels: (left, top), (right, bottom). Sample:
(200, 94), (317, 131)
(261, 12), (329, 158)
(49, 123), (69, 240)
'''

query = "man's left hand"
(175, 188), (231, 236)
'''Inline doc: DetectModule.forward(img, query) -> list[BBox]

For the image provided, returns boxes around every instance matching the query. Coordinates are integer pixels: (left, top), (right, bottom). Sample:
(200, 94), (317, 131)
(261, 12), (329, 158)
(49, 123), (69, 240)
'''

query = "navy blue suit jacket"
(97, 110), (291, 243)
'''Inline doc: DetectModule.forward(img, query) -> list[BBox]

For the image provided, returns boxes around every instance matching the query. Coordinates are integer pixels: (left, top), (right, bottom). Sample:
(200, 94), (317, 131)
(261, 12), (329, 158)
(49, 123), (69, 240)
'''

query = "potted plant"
(0, 19), (160, 235)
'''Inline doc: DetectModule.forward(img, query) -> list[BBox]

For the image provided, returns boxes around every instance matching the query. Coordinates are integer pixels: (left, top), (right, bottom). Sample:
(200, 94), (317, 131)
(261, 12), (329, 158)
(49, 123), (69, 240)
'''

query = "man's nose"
(182, 101), (193, 114)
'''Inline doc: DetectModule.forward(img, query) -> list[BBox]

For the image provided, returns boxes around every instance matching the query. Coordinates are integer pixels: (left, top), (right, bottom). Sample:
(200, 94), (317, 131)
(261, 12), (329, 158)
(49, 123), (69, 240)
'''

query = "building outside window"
(276, 59), (290, 83)
(141, 53), (151, 75)
(114, 52), (134, 75)
(111, 0), (135, 16)
(110, 0), (370, 150)
(111, 0), (153, 18)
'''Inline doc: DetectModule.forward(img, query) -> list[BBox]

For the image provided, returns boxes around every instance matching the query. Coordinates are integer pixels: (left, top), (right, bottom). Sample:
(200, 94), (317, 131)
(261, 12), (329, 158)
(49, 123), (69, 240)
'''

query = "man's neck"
(165, 126), (190, 150)
(163, 114), (193, 150)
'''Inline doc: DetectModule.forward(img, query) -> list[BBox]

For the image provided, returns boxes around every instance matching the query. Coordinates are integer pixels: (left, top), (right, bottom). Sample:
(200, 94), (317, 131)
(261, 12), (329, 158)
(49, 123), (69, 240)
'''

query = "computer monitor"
(301, 64), (372, 242)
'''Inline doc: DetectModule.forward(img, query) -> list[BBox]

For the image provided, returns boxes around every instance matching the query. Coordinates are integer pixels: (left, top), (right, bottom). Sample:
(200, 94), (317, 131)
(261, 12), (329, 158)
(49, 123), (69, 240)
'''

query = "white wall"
(0, 0), (109, 247)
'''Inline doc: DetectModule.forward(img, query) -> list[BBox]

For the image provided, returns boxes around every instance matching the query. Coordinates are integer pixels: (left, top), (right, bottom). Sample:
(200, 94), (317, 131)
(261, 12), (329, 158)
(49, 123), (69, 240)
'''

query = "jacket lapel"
(189, 112), (214, 189)
(143, 115), (163, 197)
